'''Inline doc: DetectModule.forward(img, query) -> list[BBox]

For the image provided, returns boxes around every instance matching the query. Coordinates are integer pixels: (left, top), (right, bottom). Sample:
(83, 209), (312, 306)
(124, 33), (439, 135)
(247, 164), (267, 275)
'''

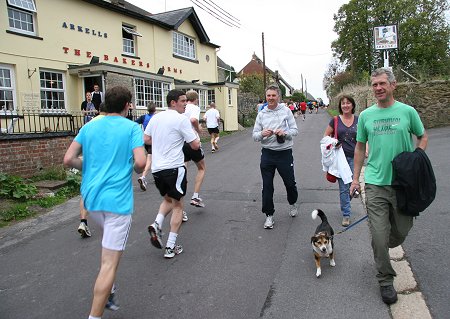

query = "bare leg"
(80, 199), (88, 220)
(141, 154), (151, 178)
(193, 159), (206, 194)
(169, 197), (184, 234)
(89, 248), (123, 317)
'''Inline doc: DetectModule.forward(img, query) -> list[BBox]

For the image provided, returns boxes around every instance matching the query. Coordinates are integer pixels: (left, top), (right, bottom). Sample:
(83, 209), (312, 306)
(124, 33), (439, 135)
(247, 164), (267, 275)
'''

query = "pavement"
(0, 109), (446, 319)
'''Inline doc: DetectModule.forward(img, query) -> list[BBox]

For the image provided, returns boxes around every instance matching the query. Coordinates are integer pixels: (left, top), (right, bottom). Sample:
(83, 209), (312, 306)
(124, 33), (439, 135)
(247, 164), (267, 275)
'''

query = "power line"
(190, 0), (240, 28)
(200, 0), (241, 25)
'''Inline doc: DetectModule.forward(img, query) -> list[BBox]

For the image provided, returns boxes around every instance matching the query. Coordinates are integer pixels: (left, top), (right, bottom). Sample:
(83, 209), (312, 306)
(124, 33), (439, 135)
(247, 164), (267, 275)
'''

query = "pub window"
(40, 70), (66, 112)
(0, 65), (16, 113)
(207, 89), (215, 105)
(173, 32), (196, 60)
(122, 25), (142, 56)
(7, 0), (37, 35)
(134, 78), (171, 109)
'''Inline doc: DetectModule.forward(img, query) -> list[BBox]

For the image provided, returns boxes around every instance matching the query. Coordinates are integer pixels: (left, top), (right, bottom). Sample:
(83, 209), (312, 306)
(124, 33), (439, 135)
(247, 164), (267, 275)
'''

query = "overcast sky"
(128, 0), (350, 103)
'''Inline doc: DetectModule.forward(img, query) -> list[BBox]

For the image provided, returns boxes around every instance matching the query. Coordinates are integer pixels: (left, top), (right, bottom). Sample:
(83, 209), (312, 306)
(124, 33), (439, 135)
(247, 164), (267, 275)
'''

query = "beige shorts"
(89, 212), (132, 251)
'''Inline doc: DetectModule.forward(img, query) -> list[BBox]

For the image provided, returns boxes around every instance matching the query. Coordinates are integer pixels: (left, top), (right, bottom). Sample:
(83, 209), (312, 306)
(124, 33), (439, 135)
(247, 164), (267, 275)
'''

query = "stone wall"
(0, 135), (73, 177)
(105, 72), (134, 98)
(330, 80), (450, 128)
(238, 92), (259, 117)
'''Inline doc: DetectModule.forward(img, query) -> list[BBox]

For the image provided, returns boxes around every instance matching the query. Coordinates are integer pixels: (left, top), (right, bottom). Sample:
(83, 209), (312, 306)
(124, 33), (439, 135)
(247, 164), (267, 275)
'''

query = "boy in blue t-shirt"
(64, 86), (146, 319)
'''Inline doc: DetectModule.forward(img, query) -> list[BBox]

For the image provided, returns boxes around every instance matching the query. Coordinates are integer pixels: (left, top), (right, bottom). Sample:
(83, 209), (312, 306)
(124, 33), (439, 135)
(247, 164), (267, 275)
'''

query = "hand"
(350, 181), (360, 195)
(262, 128), (274, 137)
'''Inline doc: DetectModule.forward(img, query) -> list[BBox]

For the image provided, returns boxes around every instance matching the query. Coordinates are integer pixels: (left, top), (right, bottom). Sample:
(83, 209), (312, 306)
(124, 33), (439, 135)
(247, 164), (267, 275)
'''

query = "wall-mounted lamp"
(28, 68), (37, 78)
(157, 67), (164, 75)
(90, 56), (100, 64)
(191, 79), (200, 83)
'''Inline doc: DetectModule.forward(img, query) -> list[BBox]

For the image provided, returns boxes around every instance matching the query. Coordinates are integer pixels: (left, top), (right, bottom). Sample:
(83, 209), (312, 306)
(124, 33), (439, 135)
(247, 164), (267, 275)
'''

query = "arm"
(189, 138), (201, 151)
(190, 118), (201, 134)
(350, 141), (366, 194)
(144, 134), (152, 145)
(252, 113), (268, 141)
(416, 131), (428, 150)
(277, 110), (298, 139)
(63, 141), (83, 170)
(323, 125), (333, 137)
(133, 146), (146, 174)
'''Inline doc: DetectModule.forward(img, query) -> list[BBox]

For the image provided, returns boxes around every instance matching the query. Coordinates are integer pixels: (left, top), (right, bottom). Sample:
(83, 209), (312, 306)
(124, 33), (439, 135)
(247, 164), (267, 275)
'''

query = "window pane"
(8, 0), (36, 12)
(39, 70), (65, 111)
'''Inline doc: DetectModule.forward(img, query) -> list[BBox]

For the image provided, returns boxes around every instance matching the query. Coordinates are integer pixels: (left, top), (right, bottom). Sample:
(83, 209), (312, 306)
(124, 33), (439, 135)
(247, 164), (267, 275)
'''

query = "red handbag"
(325, 116), (339, 183)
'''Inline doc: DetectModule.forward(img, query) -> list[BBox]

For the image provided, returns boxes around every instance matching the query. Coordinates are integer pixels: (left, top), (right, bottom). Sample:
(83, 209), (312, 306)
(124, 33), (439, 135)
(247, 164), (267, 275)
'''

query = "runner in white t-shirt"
(183, 90), (207, 210)
(203, 102), (221, 153)
(144, 89), (200, 259)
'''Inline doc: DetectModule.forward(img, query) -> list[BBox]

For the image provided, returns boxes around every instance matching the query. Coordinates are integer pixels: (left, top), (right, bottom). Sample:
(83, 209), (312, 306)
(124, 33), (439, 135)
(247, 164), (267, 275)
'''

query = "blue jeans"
(338, 156), (354, 217)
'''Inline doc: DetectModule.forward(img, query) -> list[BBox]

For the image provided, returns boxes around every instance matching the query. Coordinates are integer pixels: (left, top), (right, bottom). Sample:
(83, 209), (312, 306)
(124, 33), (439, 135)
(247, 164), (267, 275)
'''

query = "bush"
(0, 173), (38, 200)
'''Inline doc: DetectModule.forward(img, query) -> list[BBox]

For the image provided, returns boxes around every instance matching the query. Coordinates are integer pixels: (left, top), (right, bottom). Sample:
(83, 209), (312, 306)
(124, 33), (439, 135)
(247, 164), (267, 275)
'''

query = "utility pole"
(262, 32), (266, 91)
(301, 74), (304, 96)
(305, 78), (308, 100)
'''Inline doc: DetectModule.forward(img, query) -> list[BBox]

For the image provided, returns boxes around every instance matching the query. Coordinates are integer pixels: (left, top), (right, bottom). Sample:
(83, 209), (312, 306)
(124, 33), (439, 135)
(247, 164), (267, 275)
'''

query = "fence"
(0, 109), (149, 137)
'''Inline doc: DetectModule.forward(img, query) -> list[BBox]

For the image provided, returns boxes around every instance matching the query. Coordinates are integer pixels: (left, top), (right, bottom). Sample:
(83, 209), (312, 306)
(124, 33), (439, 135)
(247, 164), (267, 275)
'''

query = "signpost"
(373, 25), (398, 68)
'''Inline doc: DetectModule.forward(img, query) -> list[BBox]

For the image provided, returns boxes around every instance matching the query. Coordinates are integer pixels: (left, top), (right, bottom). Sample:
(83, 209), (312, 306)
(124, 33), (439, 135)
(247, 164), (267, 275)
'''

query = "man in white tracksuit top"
(252, 85), (299, 229)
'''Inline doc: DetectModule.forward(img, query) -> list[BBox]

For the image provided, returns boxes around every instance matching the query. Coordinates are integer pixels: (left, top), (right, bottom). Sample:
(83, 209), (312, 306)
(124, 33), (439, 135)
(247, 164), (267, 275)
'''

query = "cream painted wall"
(214, 86), (238, 131)
(0, 0), (219, 112)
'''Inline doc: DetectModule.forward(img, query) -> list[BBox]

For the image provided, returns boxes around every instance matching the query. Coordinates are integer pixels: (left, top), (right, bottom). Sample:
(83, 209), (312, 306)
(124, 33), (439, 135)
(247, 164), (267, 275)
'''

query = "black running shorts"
(152, 166), (187, 201)
(183, 142), (204, 163)
(207, 127), (219, 134)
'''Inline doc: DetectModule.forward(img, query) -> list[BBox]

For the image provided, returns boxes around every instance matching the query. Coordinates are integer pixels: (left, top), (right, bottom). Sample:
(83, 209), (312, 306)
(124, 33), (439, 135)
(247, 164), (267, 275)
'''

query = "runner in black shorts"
(144, 89), (200, 259)
(183, 142), (205, 162)
(153, 166), (187, 200)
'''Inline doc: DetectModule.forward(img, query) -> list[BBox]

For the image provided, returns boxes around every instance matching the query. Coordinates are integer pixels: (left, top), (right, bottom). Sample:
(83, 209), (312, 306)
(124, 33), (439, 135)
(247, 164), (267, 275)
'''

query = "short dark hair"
(166, 89), (186, 106)
(105, 86), (132, 114)
(147, 102), (157, 114)
(99, 102), (107, 113)
(338, 95), (356, 114)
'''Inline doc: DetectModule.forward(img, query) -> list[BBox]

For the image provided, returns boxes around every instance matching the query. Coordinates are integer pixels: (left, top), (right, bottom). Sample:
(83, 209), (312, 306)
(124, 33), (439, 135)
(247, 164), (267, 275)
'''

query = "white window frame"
(7, 0), (37, 36)
(122, 25), (141, 56)
(39, 70), (66, 113)
(0, 64), (17, 114)
(173, 32), (196, 60)
(134, 78), (171, 109)
(207, 89), (215, 105)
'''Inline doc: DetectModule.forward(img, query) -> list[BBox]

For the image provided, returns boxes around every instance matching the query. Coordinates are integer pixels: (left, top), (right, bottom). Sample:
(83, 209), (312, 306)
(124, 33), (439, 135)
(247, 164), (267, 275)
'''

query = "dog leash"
(335, 215), (368, 235)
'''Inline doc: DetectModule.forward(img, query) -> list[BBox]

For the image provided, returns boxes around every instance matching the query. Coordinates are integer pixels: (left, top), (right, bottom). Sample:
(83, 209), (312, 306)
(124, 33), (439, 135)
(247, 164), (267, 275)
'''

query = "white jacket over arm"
(320, 136), (353, 184)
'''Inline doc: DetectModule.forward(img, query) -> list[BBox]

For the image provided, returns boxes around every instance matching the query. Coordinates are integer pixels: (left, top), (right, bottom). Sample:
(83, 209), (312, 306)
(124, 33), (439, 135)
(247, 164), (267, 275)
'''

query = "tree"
(331, 0), (450, 79)
(238, 73), (265, 99)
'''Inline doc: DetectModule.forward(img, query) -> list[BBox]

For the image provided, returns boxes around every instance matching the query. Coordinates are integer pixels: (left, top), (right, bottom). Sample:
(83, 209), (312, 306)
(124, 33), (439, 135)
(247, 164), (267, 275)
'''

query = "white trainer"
(264, 216), (274, 229)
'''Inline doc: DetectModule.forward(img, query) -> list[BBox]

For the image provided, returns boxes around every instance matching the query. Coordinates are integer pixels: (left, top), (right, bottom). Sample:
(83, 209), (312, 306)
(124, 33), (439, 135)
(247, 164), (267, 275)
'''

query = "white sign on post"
(373, 25), (398, 50)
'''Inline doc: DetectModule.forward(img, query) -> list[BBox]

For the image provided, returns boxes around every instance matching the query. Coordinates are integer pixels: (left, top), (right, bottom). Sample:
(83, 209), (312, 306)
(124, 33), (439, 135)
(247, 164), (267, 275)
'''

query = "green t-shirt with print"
(357, 101), (425, 186)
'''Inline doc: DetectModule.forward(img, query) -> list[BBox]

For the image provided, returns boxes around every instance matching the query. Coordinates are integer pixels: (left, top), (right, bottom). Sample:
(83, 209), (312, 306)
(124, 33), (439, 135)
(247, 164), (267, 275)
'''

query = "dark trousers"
(260, 148), (298, 216)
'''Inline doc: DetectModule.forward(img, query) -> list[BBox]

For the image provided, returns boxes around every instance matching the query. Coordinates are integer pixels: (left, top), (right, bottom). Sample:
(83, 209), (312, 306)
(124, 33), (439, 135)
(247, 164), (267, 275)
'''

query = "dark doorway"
(84, 76), (103, 95)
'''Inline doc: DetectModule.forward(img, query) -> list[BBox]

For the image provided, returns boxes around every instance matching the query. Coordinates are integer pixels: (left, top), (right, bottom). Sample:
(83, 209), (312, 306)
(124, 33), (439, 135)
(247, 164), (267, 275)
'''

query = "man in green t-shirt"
(350, 68), (428, 305)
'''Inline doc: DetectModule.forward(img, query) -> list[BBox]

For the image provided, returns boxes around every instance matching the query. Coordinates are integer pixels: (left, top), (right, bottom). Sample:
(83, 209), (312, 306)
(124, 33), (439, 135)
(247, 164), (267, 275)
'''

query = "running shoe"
(190, 197), (205, 208)
(164, 245), (183, 258)
(211, 148), (215, 153)
(342, 216), (350, 227)
(147, 222), (163, 249)
(105, 292), (120, 311)
(78, 222), (91, 238)
(182, 211), (189, 222)
(289, 203), (298, 217)
(264, 216), (274, 229)
(138, 176), (147, 191)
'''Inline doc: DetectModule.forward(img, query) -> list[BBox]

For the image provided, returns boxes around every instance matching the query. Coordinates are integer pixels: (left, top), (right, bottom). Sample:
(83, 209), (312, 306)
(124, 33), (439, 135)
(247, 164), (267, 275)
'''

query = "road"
(0, 108), (446, 319)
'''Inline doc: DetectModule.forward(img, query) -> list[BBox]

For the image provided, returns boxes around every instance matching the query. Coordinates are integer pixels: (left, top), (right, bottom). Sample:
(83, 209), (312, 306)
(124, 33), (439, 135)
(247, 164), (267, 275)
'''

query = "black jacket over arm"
(392, 148), (436, 217)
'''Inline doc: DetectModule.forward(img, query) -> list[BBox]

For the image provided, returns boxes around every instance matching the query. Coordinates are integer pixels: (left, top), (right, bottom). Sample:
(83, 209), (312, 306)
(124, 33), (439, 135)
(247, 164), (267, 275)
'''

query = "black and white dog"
(311, 209), (335, 277)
